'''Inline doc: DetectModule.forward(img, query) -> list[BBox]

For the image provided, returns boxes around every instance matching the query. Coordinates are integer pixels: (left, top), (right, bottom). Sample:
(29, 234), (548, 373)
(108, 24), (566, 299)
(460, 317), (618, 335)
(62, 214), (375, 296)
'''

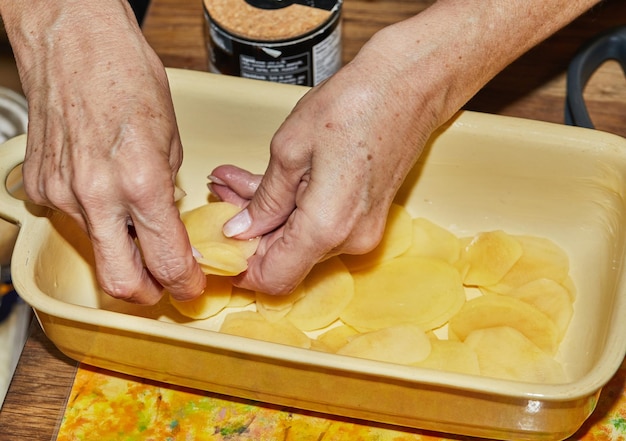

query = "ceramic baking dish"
(1, 68), (626, 441)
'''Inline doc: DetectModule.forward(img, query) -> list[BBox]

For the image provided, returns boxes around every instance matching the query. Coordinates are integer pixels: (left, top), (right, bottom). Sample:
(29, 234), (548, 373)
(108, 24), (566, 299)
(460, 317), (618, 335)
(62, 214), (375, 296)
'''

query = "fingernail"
(191, 246), (203, 259)
(223, 208), (251, 237)
(174, 186), (187, 202)
(207, 182), (218, 198)
(207, 175), (226, 185)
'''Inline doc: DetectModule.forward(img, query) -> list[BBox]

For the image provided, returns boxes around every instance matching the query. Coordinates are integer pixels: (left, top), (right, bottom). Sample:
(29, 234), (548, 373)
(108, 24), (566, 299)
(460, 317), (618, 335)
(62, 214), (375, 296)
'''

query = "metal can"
(203, 0), (342, 86)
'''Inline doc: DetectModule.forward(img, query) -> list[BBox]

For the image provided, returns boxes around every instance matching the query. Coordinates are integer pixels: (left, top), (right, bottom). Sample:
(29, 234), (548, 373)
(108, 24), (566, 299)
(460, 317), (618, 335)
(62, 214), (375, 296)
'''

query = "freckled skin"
(210, 0), (598, 295)
(0, 0), (206, 304)
(0, 0), (600, 299)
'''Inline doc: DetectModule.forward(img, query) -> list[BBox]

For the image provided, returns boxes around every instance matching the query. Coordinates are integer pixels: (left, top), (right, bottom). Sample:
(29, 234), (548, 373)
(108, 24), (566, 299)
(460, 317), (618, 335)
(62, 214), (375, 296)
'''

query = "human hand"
(2, 1), (206, 303)
(210, 54), (436, 294)
(209, 0), (602, 295)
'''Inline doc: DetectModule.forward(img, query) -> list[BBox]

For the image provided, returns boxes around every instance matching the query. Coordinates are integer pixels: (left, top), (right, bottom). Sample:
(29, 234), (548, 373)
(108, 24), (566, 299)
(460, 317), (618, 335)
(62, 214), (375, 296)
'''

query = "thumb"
(222, 158), (307, 239)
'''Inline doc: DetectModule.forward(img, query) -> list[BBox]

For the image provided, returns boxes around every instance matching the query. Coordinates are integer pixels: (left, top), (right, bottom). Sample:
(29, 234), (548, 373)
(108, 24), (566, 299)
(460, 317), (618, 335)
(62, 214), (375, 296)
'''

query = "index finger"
(132, 200), (207, 302)
(233, 206), (333, 294)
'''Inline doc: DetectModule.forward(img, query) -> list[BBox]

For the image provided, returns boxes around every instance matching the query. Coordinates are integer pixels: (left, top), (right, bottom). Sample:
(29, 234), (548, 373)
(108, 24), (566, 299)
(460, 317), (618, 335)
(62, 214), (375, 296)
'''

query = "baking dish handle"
(0, 134), (29, 225)
(565, 25), (626, 128)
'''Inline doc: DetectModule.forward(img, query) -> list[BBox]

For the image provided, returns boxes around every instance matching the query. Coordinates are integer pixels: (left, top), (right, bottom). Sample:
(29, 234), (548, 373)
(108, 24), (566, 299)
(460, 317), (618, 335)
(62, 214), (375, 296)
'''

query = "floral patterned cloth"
(56, 357), (626, 441)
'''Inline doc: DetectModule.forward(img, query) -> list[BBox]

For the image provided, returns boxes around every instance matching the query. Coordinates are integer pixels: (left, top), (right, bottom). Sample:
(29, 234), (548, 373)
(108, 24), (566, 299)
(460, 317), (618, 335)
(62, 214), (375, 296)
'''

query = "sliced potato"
(453, 236), (472, 281)
(219, 310), (311, 349)
(337, 324), (431, 365)
(341, 256), (466, 332)
(316, 324), (361, 353)
(404, 217), (461, 264)
(448, 294), (560, 354)
(286, 257), (355, 331)
(194, 241), (248, 276)
(340, 203), (413, 272)
(169, 274), (232, 319)
(181, 202), (260, 275)
(465, 326), (567, 383)
(413, 339), (480, 375)
(458, 230), (523, 287)
(309, 338), (335, 353)
(484, 235), (569, 294)
(228, 286), (256, 308)
(255, 286), (306, 322)
(504, 278), (574, 340)
(561, 275), (577, 301)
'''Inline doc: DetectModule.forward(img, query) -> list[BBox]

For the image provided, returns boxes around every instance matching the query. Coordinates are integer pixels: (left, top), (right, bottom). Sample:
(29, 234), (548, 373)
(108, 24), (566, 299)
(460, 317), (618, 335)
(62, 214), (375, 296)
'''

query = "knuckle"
(332, 215), (386, 256)
(100, 279), (139, 302)
(151, 260), (189, 285)
(253, 187), (288, 218)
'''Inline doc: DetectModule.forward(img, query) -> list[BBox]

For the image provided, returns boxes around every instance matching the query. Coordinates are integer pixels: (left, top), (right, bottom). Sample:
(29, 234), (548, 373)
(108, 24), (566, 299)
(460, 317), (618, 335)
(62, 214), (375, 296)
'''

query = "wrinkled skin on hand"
(1, 1), (206, 304)
(209, 0), (600, 296)
(210, 57), (433, 295)
(0, 0), (597, 302)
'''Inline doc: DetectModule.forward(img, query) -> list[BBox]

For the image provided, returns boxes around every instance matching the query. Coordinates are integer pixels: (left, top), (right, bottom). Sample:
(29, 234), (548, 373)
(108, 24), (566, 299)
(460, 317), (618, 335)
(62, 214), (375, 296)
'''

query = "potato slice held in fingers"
(181, 202), (260, 275)
(193, 241), (249, 276)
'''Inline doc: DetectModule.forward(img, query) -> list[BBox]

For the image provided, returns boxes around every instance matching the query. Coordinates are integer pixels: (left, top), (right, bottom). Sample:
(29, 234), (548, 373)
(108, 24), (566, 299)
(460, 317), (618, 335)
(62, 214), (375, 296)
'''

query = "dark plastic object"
(244, 0), (337, 10)
(128, 0), (151, 26)
(565, 26), (626, 128)
(0, 290), (17, 324)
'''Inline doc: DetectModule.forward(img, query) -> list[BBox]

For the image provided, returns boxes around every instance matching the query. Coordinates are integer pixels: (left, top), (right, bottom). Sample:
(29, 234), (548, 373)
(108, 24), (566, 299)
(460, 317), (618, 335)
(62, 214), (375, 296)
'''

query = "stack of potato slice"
(172, 200), (575, 384)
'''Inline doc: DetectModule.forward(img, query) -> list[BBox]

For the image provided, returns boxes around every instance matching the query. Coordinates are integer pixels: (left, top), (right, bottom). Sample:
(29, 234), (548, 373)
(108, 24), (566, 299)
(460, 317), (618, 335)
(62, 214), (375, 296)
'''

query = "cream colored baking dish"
(1, 68), (625, 441)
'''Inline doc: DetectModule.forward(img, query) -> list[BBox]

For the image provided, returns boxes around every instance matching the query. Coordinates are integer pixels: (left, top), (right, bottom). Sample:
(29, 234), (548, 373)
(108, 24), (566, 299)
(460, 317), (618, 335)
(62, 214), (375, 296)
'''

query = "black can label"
(204, 5), (342, 86)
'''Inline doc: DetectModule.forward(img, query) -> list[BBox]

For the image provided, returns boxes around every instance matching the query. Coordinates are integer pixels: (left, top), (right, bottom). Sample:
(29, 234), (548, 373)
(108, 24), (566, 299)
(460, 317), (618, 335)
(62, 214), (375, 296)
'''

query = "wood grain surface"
(1, 0), (625, 438)
(142, 0), (626, 136)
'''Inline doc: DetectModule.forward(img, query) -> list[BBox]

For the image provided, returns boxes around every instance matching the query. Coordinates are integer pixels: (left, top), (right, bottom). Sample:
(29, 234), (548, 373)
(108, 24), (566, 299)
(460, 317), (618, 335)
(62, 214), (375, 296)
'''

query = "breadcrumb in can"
(203, 0), (342, 86)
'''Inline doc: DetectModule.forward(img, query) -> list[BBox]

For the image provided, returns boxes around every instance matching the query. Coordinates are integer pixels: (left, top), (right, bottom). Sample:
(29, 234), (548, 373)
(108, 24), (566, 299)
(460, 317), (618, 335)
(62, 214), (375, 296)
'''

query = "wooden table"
(1, 0), (625, 439)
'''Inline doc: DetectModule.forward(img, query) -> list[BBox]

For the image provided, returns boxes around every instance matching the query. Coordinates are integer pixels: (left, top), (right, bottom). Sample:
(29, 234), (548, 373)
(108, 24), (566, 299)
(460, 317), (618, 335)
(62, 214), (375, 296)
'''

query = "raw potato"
(561, 275), (577, 301)
(169, 274), (232, 319)
(448, 294), (560, 354)
(256, 257), (353, 329)
(341, 256), (466, 332)
(181, 202), (260, 275)
(256, 285), (305, 322)
(175, 198), (575, 384)
(465, 326), (567, 383)
(484, 235), (569, 294)
(340, 203), (413, 272)
(504, 278), (573, 339)
(228, 286), (256, 308)
(316, 324), (360, 353)
(458, 230), (523, 286)
(193, 241), (248, 276)
(220, 310), (311, 349)
(286, 257), (355, 331)
(404, 217), (461, 264)
(413, 339), (480, 375)
(337, 324), (432, 365)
